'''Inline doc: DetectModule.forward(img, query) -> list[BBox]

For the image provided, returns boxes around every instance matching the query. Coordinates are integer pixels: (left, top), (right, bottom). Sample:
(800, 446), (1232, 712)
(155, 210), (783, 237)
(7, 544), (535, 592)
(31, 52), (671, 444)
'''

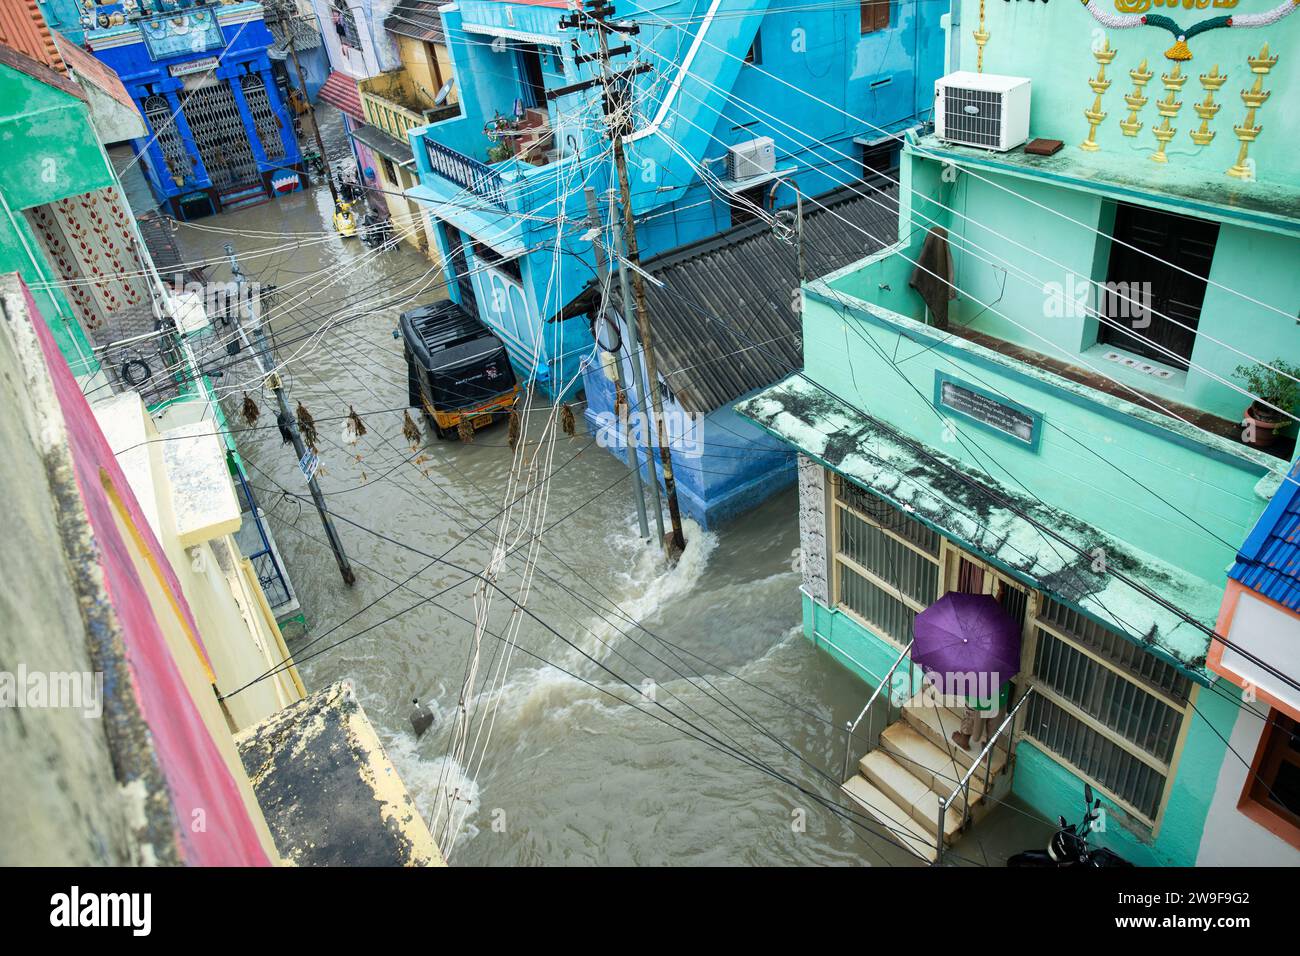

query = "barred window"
(1024, 597), (1190, 823)
(332, 0), (361, 50)
(832, 477), (940, 646)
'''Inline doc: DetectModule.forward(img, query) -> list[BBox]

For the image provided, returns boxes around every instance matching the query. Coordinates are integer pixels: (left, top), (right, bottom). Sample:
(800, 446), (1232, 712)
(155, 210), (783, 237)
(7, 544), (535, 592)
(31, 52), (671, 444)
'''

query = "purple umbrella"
(912, 592), (1021, 699)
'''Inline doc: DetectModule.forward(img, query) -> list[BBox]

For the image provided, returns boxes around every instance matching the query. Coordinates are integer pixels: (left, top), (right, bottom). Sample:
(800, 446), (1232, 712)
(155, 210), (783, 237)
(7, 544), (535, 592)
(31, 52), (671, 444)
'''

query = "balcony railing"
(423, 137), (507, 210)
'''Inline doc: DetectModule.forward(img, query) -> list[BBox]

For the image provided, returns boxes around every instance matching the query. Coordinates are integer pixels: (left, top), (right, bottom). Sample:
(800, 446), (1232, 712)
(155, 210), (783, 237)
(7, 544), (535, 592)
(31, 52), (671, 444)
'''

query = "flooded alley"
(154, 112), (1048, 868)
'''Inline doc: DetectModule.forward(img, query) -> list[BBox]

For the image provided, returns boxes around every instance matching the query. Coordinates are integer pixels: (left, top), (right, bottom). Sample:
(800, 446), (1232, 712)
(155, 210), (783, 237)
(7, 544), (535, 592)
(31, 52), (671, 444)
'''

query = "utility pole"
(225, 243), (355, 586)
(559, 0), (685, 559)
(613, 195), (665, 545)
(585, 186), (649, 542)
(278, 12), (337, 205)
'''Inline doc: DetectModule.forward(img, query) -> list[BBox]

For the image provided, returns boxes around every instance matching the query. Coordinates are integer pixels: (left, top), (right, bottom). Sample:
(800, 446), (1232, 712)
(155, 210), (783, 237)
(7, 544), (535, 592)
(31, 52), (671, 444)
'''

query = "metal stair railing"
(934, 685), (1034, 864)
(841, 639), (914, 783)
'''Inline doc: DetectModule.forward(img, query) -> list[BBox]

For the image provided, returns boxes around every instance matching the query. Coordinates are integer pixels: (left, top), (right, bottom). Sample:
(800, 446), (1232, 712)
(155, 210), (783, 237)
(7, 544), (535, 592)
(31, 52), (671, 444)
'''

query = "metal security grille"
(832, 476), (941, 646)
(1038, 595), (1191, 701)
(332, 0), (362, 49)
(143, 94), (192, 185)
(839, 509), (939, 606)
(183, 82), (260, 188)
(835, 478), (940, 556)
(240, 73), (286, 161)
(839, 564), (919, 647)
(1032, 629), (1185, 764)
(1025, 693), (1168, 821)
(942, 86), (1003, 149)
(1025, 597), (1190, 822)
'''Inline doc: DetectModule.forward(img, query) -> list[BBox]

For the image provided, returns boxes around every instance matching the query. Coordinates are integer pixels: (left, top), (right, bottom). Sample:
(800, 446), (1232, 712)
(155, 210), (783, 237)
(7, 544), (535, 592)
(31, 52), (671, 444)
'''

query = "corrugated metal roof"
(350, 122), (414, 166)
(386, 0), (446, 43)
(136, 213), (186, 277)
(267, 16), (323, 53)
(1229, 463), (1300, 611)
(642, 184), (899, 414)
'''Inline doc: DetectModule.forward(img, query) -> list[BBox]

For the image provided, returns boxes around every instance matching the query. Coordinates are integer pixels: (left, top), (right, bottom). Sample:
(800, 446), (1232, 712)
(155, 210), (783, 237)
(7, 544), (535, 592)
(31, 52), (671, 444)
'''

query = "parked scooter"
(1007, 785), (1133, 867)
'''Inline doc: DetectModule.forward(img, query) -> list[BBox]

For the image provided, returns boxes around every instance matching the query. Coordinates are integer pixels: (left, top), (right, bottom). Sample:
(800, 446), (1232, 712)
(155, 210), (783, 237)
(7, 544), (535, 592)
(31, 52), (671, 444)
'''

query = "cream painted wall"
(1195, 691), (1300, 866)
(94, 395), (304, 731)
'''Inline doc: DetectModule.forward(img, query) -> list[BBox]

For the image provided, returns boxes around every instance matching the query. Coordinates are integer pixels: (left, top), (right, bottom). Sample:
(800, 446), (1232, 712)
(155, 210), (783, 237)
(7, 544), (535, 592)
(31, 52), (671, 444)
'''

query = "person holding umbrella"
(951, 679), (1011, 752)
(910, 591), (1022, 754)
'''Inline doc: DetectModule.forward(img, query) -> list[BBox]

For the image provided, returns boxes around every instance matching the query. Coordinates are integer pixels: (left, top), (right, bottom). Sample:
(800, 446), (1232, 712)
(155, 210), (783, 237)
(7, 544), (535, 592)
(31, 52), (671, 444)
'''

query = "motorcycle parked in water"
(1007, 785), (1133, 867)
(360, 212), (395, 249)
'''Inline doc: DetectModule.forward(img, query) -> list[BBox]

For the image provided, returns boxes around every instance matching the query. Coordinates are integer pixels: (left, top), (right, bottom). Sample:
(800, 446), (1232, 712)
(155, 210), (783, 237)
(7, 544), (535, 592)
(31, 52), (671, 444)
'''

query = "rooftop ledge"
(907, 132), (1300, 237)
(735, 372), (1221, 679)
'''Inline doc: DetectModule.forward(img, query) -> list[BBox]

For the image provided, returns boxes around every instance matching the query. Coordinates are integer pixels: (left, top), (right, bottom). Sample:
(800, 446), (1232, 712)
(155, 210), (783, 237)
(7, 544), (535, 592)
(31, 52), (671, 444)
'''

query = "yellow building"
(349, 0), (460, 260)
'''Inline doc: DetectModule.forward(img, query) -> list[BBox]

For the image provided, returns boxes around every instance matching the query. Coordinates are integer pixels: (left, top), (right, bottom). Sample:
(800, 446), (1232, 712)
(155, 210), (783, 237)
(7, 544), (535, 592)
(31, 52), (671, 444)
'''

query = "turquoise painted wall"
(798, 287), (1272, 588)
(804, 590), (1236, 865)
(959, 0), (1300, 189)
(873, 155), (1300, 426)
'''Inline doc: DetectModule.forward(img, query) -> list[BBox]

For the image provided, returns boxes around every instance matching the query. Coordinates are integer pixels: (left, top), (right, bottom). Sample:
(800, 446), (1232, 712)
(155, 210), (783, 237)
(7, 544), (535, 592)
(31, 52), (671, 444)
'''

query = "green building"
(0, 26), (143, 378)
(738, 0), (1300, 864)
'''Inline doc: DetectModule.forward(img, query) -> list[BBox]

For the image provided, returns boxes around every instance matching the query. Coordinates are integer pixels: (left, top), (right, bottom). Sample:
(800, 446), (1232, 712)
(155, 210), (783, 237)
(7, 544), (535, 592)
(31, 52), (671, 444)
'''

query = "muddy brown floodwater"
(159, 110), (1050, 866)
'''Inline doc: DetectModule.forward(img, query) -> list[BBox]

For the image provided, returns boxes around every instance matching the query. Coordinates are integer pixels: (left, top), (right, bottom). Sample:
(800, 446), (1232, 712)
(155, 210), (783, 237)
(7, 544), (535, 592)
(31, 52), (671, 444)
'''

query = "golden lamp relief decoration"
(1081, 38), (1118, 150)
(1149, 62), (1186, 161)
(1080, 0), (1299, 61)
(1119, 58), (1154, 134)
(974, 0), (990, 73)
(1227, 44), (1278, 179)
(1189, 64), (1227, 145)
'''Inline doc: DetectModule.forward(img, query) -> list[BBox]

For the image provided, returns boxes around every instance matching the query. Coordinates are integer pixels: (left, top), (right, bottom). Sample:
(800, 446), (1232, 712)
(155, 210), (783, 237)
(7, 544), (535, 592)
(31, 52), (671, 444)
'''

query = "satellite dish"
(434, 79), (454, 106)
(593, 307), (622, 354)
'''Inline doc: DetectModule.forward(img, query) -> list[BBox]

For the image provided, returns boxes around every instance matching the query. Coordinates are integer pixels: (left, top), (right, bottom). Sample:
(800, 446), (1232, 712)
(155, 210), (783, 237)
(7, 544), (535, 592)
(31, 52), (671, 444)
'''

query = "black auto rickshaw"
(400, 299), (519, 440)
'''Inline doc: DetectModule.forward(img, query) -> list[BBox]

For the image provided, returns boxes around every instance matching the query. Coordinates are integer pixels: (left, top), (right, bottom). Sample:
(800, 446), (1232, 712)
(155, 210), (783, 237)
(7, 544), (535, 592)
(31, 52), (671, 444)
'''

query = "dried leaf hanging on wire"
(613, 385), (627, 420)
(457, 419), (475, 443)
(507, 407), (521, 452)
(240, 392), (260, 427)
(402, 409), (422, 447)
(344, 405), (367, 445)
(561, 403), (576, 438)
(296, 402), (319, 452)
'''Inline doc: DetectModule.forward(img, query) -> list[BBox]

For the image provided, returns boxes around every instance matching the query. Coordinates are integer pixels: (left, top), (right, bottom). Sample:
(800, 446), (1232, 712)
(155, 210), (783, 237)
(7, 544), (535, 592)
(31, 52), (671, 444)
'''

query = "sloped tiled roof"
(638, 184), (898, 414)
(52, 34), (134, 112)
(1230, 463), (1300, 611)
(0, 0), (64, 75)
(386, 0), (445, 43)
(319, 70), (364, 122)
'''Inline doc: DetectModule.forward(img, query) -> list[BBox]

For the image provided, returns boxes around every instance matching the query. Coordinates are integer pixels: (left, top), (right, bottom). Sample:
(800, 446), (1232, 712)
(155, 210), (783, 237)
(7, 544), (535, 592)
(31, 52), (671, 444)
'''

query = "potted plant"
(1235, 359), (1300, 448)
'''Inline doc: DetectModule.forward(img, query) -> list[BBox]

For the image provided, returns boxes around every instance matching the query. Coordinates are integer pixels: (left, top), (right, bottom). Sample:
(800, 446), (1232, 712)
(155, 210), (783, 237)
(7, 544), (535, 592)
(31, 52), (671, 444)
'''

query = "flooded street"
(159, 112), (1046, 867)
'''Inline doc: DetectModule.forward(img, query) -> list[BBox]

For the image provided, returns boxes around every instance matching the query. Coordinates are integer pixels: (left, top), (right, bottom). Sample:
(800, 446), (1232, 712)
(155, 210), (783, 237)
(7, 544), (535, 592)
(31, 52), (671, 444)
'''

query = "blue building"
(264, 0), (329, 104)
(85, 1), (306, 218)
(405, 0), (947, 523)
(33, 0), (91, 43)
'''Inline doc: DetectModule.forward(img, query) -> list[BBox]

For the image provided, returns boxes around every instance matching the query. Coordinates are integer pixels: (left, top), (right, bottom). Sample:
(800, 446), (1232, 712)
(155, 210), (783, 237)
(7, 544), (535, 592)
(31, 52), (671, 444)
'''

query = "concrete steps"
(840, 696), (1010, 863)
(860, 750), (963, 842)
(841, 774), (939, 863)
(876, 722), (980, 812)
(901, 700), (1008, 776)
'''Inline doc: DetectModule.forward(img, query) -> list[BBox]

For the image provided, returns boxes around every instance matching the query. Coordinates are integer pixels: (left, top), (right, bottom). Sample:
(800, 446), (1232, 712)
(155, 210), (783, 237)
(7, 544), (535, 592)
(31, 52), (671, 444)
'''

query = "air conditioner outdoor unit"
(726, 136), (776, 180)
(935, 72), (1031, 152)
